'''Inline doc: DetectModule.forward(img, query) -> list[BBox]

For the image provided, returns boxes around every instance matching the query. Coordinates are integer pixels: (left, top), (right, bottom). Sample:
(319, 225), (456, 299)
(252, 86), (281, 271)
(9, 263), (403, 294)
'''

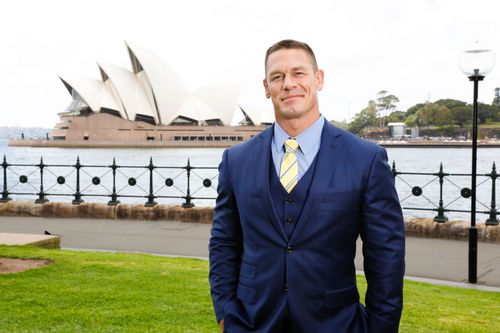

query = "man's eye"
(271, 75), (283, 81)
(296, 72), (305, 76)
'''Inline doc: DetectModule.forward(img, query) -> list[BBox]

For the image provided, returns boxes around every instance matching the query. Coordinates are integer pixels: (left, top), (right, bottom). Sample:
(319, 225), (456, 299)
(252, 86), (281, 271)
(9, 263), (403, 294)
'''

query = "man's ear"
(263, 78), (270, 98)
(316, 69), (324, 91)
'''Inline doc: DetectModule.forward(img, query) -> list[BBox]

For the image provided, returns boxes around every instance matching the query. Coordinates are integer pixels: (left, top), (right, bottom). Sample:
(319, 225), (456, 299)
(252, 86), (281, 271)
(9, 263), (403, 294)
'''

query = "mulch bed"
(0, 257), (52, 274)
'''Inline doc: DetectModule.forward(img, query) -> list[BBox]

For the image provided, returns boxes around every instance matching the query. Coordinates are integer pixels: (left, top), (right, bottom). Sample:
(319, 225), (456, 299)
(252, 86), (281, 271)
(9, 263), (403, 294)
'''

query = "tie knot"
(284, 139), (299, 153)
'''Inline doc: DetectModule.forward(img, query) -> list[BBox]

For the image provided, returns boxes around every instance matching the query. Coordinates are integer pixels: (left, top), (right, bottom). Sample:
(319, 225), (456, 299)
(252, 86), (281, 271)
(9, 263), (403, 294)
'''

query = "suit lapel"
(253, 127), (288, 242)
(289, 122), (344, 244)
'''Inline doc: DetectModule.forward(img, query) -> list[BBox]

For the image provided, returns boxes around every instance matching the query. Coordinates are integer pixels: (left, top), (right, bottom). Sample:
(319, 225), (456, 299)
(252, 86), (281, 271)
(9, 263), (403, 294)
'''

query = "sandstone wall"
(0, 201), (498, 243)
(0, 201), (213, 223)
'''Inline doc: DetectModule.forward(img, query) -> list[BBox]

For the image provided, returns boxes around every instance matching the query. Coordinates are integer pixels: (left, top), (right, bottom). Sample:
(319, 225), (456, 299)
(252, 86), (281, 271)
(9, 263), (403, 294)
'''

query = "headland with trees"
(345, 89), (500, 141)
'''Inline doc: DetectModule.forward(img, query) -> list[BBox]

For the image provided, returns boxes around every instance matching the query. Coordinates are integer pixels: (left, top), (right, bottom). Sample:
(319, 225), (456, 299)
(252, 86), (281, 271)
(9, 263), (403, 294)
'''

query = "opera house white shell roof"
(58, 41), (266, 126)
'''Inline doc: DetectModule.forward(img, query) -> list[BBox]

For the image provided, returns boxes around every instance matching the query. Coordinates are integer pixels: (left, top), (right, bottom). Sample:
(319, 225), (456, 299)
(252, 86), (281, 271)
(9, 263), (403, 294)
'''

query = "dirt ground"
(0, 257), (52, 274)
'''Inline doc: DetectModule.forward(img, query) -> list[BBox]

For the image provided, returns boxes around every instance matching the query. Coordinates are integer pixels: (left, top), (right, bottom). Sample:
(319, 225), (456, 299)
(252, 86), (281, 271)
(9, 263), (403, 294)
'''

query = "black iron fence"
(392, 161), (498, 225)
(0, 156), (218, 208)
(0, 155), (498, 225)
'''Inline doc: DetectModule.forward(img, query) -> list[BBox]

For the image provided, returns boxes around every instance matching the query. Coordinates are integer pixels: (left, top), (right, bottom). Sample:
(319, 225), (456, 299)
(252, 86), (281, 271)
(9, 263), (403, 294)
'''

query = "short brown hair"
(265, 39), (318, 73)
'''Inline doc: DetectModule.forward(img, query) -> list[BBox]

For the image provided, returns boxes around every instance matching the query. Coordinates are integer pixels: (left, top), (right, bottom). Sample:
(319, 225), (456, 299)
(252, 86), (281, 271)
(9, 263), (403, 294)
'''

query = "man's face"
(263, 48), (324, 122)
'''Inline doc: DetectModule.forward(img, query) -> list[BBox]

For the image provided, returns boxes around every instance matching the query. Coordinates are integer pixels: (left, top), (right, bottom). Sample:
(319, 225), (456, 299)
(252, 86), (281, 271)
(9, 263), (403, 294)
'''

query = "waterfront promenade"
(0, 216), (499, 289)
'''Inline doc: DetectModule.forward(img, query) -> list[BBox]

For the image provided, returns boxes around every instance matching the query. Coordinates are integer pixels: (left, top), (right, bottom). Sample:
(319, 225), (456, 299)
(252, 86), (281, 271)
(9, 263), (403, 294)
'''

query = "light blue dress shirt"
(271, 115), (324, 181)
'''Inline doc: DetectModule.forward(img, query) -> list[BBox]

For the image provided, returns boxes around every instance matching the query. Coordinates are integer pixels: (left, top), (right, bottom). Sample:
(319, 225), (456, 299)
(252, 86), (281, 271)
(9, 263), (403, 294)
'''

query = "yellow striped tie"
(280, 139), (299, 193)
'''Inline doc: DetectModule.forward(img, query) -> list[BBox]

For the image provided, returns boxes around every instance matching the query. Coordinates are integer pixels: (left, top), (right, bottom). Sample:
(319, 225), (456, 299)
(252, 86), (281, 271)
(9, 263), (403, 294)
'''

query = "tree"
(386, 111), (406, 123)
(348, 100), (378, 135)
(451, 106), (471, 127)
(376, 90), (399, 127)
(413, 103), (434, 127)
(405, 99), (473, 128)
(495, 106), (500, 122)
(493, 87), (500, 106)
(434, 99), (467, 110)
(433, 105), (452, 127)
(330, 120), (349, 130)
(406, 103), (426, 117)
(412, 103), (451, 127)
(477, 103), (499, 124)
(405, 114), (417, 127)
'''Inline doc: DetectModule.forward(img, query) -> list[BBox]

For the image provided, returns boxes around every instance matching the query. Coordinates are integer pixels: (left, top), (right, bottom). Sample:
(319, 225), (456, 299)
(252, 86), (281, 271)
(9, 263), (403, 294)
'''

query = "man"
(209, 39), (405, 333)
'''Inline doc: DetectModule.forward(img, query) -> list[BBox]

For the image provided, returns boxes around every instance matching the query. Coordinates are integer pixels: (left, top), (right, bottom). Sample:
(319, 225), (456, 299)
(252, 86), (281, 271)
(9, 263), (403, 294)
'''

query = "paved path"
(0, 216), (499, 289)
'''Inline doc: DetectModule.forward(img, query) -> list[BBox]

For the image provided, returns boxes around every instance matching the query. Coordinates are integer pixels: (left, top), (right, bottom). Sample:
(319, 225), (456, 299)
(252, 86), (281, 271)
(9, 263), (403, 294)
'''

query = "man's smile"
(281, 94), (303, 102)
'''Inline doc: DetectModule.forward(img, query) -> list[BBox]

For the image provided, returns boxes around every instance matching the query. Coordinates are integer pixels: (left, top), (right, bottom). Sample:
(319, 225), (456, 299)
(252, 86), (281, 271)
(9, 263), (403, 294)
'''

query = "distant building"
(387, 122), (405, 139)
(41, 41), (271, 147)
(387, 122), (419, 139)
(410, 125), (419, 138)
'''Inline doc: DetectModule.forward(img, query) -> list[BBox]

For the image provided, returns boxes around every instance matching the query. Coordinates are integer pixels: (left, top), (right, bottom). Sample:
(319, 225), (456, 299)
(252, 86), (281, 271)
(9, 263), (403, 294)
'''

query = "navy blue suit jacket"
(209, 121), (405, 333)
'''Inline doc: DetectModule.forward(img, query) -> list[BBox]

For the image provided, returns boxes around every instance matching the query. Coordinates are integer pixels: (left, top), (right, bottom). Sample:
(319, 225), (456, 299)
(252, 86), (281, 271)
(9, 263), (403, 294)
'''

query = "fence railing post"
(391, 161), (397, 178)
(182, 158), (195, 208)
(72, 156), (84, 204)
(0, 155), (11, 203)
(35, 157), (48, 204)
(433, 163), (448, 223)
(145, 157), (157, 207)
(486, 162), (498, 225)
(108, 158), (120, 206)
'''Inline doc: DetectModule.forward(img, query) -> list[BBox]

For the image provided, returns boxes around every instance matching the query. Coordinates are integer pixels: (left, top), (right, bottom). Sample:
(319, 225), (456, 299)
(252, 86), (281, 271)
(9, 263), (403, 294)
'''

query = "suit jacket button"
(284, 284), (288, 292)
(286, 246), (293, 253)
(286, 198), (293, 204)
(286, 218), (293, 223)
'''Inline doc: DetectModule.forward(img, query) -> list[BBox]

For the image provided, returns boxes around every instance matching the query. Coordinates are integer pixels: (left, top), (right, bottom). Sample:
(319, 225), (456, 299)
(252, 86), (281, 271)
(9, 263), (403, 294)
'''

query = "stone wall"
(1, 201), (498, 243)
(405, 217), (500, 243)
(0, 201), (213, 223)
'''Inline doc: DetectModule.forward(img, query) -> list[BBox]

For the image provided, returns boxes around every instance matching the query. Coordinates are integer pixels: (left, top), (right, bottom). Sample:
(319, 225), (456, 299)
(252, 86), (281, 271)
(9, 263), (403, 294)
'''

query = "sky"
(2, 0), (500, 128)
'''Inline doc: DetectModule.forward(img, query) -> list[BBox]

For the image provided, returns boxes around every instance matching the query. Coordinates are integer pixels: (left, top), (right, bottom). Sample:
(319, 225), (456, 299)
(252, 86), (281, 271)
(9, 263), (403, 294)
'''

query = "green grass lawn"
(1, 245), (499, 333)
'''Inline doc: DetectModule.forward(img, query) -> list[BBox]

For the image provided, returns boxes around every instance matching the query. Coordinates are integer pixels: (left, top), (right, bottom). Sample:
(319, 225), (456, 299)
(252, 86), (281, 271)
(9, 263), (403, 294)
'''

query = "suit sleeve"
(360, 147), (405, 333)
(209, 149), (243, 322)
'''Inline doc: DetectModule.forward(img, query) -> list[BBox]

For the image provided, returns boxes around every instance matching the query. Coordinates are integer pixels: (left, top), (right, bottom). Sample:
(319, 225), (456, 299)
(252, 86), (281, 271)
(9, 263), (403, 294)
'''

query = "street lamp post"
(459, 42), (495, 283)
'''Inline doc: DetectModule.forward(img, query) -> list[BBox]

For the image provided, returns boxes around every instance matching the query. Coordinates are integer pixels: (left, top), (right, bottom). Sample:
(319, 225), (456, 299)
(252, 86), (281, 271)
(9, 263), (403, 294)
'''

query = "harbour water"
(0, 140), (498, 222)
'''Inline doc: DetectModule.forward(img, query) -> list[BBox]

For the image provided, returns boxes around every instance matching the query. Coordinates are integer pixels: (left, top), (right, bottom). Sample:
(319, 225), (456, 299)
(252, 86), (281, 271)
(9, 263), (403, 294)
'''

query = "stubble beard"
(275, 103), (307, 121)
(278, 109), (300, 120)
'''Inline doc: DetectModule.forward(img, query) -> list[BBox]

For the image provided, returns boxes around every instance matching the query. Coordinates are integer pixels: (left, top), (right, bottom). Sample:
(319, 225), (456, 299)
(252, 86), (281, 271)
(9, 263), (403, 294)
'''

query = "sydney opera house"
(12, 42), (269, 148)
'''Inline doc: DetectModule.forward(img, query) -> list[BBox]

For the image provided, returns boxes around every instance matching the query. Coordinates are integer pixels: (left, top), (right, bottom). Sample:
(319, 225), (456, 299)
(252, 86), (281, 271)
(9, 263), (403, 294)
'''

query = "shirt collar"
(273, 115), (325, 155)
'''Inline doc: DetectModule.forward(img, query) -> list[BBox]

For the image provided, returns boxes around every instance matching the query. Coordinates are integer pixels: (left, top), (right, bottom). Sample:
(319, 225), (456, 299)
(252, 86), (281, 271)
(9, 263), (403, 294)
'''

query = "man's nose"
(282, 75), (297, 90)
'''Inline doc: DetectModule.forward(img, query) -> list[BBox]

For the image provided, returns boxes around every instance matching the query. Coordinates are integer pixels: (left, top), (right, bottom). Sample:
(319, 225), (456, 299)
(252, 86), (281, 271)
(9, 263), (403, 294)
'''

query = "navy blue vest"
(269, 153), (319, 239)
